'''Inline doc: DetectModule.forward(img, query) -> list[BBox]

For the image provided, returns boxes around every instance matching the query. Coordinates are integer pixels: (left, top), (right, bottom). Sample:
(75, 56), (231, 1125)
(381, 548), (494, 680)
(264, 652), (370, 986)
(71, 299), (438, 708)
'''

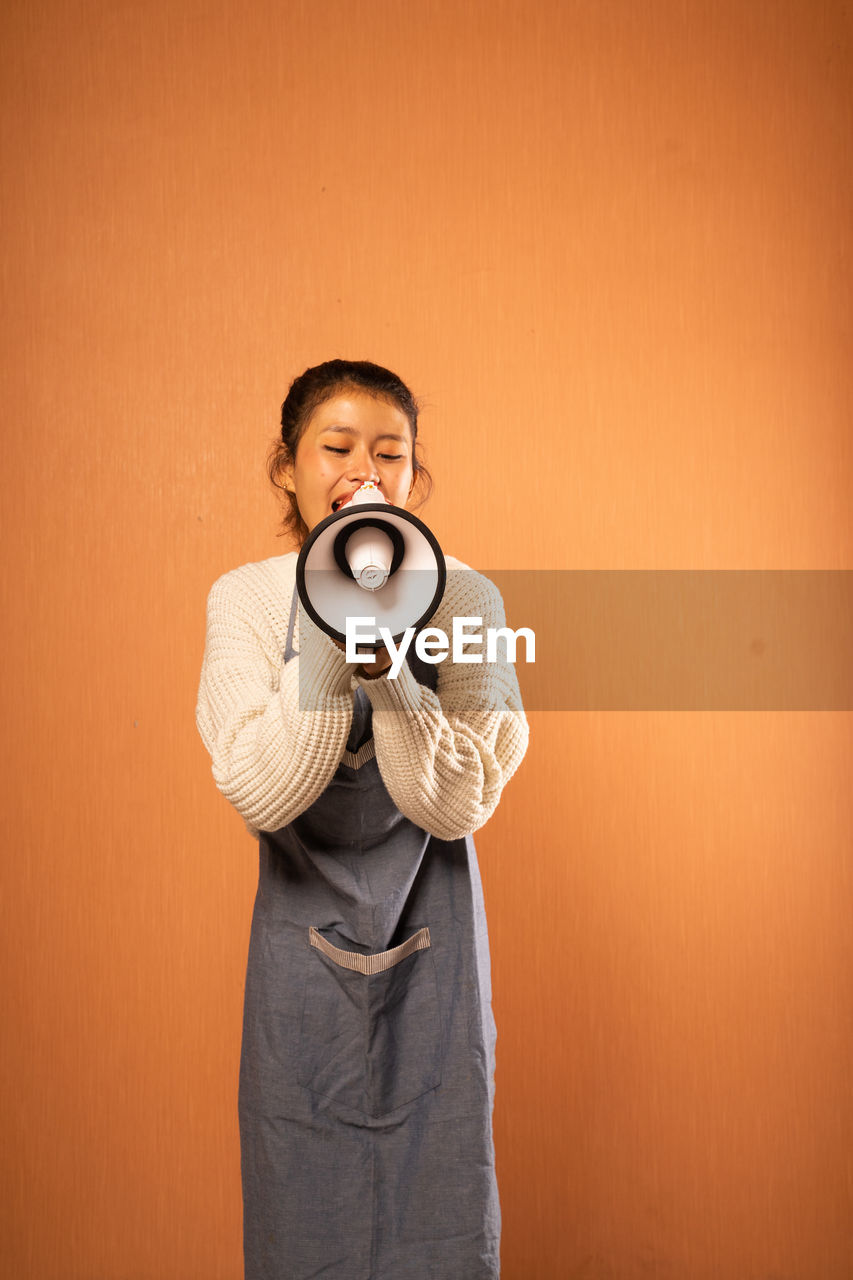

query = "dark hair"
(268, 359), (433, 545)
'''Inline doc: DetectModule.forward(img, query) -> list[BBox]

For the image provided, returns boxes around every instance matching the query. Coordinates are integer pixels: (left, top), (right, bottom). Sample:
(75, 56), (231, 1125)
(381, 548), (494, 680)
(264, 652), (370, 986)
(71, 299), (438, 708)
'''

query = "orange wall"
(2, 2), (851, 1277)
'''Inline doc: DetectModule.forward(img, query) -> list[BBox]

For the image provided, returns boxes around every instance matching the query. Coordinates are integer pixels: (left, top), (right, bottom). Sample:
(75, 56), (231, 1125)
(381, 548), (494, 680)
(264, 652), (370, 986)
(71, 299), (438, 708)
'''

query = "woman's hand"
(331, 637), (392, 680)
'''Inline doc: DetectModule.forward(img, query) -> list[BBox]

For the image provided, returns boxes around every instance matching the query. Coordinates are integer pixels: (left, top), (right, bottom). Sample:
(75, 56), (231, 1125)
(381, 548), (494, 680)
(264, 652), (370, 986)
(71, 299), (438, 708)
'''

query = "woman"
(196, 360), (528, 1279)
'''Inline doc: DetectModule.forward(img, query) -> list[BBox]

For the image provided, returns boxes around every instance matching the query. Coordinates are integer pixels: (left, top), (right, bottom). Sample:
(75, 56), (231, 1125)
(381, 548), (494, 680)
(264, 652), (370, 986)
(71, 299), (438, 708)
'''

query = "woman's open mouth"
(331, 489), (360, 513)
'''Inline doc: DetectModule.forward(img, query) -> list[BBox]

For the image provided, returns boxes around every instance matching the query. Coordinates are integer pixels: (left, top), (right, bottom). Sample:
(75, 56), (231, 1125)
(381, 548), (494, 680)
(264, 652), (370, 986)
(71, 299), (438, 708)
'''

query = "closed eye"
(323, 445), (404, 461)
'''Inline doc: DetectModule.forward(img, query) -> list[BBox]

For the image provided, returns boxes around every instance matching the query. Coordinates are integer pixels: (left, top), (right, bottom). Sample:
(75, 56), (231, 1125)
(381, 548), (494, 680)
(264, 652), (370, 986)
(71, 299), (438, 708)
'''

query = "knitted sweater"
(196, 552), (528, 840)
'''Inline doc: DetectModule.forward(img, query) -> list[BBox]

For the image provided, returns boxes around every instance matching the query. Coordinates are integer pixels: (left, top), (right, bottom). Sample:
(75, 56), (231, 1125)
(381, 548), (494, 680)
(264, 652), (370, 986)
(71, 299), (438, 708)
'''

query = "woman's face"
(286, 391), (415, 533)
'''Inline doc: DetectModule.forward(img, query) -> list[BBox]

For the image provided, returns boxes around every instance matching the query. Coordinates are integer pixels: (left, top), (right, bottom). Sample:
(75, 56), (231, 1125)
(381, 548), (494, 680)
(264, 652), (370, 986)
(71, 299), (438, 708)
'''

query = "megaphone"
(296, 482), (446, 649)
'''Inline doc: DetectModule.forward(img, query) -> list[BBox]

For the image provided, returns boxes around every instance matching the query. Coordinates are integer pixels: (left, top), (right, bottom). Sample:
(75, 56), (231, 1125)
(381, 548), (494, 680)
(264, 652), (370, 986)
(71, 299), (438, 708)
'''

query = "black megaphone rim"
(295, 503), (447, 646)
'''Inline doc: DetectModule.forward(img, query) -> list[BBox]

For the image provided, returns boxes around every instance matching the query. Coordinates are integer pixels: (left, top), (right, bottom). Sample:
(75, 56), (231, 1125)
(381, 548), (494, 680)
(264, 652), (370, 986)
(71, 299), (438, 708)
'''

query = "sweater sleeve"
(195, 566), (356, 833)
(354, 567), (529, 840)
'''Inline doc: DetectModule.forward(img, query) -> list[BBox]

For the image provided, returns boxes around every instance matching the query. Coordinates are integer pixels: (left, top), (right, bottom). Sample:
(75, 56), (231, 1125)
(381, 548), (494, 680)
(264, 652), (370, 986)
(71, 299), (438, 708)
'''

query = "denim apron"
(238, 584), (501, 1280)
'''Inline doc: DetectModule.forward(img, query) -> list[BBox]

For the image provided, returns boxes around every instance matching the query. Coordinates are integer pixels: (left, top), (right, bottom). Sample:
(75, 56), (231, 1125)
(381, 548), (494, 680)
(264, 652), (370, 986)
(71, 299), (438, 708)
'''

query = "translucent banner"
(296, 570), (853, 711)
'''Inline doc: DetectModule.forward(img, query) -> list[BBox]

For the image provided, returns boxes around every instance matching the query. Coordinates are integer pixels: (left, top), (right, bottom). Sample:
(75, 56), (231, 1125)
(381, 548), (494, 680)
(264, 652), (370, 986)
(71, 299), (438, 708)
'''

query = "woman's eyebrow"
(319, 425), (408, 443)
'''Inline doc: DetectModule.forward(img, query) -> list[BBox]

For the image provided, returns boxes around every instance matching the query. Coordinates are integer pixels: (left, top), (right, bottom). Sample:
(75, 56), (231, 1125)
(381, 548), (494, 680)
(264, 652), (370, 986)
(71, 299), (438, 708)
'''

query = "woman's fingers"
(358, 646), (393, 679)
(331, 636), (392, 678)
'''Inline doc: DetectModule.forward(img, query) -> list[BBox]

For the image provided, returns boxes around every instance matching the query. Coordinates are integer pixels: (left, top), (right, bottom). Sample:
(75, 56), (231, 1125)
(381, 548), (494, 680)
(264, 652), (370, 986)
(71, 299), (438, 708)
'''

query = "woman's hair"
(268, 359), (433, 545)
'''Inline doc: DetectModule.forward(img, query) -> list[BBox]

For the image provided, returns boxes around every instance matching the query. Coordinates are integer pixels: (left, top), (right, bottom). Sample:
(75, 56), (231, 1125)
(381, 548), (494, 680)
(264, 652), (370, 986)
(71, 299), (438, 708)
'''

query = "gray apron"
(238, 585), (501, 1280)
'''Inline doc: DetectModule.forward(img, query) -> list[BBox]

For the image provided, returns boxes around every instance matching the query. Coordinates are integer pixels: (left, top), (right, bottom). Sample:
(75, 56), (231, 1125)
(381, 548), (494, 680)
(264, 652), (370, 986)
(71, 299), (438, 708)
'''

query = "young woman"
(196, 360), (528, 1280)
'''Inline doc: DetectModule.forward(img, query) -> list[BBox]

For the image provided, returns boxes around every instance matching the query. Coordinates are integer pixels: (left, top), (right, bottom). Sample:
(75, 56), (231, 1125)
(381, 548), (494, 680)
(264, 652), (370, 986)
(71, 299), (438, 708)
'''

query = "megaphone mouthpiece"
(333, 481), (386, 514)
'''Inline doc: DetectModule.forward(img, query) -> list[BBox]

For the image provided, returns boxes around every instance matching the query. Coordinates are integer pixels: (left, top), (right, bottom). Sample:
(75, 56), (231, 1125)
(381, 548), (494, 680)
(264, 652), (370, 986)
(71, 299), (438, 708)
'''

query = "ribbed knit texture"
(196, 552), (529, 839)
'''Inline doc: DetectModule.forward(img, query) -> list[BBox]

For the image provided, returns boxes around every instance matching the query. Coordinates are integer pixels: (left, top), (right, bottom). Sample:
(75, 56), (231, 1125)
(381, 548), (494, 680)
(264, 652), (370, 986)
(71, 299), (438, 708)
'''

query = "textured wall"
(2, 1), (851, 1277)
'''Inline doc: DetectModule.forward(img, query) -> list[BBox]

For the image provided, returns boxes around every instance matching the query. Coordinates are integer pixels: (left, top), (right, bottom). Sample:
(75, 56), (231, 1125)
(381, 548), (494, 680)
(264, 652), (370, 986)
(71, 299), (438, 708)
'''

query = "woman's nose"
(349, 451), (379, 483)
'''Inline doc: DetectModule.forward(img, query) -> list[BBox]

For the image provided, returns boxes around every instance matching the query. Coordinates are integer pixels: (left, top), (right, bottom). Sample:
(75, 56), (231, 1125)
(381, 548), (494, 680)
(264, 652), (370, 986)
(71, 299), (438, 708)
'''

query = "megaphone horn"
(296, 482), (446, 647)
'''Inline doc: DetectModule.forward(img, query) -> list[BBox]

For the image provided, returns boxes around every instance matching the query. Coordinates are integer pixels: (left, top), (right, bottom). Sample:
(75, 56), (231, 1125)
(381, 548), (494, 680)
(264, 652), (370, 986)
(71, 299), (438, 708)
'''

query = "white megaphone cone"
(337, 482), (395, 590)
(296, 481), (446, 647)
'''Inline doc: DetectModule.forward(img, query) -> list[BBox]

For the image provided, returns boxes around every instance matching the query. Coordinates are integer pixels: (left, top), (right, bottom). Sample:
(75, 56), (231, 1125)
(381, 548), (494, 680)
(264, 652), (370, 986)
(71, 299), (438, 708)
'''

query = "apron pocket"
(298, 926), (442, 1118)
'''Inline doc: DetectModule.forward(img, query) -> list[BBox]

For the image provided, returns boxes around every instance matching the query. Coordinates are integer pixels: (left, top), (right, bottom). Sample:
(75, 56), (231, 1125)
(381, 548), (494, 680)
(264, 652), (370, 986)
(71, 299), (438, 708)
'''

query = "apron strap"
(283, 582), (299, 663)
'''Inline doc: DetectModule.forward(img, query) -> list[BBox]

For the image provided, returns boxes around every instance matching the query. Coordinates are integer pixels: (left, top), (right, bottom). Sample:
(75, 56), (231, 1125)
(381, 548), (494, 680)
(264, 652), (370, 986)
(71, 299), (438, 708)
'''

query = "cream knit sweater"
(196, 552), (528, 840)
